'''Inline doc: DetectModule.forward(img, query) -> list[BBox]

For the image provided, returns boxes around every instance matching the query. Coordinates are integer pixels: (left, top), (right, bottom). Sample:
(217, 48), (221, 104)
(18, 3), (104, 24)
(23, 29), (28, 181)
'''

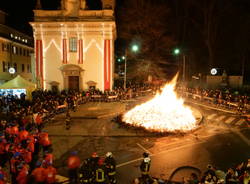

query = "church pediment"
(59, 64), (84, 72)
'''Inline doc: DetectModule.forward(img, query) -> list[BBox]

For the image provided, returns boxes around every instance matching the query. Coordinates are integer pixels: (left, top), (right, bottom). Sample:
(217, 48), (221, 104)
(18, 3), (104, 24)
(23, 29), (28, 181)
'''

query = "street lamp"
(132, 45), (139, 52)
(173, 48), (186, 83)
(123, 44), (139, 90)
(174, 48), (180, 55)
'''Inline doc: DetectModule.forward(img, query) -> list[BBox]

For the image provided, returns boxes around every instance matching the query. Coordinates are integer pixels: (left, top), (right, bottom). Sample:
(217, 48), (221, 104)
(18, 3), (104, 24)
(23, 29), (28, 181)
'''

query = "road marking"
(231, 129), (250, 146)
(117, 140), (205, 168)
(225, 117), (235, 124)
(235, 119), (245, 126)
(117, 130), (235, 168)
(136, 143), (152, 154)
(207, 114), (217, 120)
(117, 157), (144, 168)
(56, 175), (68, 182)
(216, 115), (226, 121)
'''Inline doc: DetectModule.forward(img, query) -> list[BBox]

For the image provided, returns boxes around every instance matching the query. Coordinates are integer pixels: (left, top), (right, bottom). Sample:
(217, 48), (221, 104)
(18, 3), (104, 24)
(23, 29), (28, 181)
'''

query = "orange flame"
(122, 74), (197, 132)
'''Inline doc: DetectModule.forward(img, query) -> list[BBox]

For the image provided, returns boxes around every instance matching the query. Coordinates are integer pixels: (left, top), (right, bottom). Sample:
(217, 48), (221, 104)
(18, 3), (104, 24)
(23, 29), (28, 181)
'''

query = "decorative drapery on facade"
(104, 39), (111, 90)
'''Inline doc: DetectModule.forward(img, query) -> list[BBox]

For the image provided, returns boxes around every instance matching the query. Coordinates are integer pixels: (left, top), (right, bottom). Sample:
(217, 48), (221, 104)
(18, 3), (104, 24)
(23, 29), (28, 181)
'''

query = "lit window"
(2, 43), (7, 51)
(69, 37), (77, 52)
(12, 46), (17, 54)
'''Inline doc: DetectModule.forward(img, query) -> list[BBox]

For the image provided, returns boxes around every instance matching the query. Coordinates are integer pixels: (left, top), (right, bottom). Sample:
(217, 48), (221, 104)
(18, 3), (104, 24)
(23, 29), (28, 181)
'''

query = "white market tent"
(0, 75), (36, 99)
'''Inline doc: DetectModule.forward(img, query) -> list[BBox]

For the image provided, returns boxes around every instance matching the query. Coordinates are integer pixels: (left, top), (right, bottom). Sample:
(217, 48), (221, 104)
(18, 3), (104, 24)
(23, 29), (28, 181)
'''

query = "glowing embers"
(122, 75), (197, 133)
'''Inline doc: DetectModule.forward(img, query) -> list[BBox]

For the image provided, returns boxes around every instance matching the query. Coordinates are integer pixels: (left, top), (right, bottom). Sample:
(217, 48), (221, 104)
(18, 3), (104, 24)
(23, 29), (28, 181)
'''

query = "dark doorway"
(68, 76), (79, 91)
(51, 85), (59, 93)
(86, 0), (102, 10)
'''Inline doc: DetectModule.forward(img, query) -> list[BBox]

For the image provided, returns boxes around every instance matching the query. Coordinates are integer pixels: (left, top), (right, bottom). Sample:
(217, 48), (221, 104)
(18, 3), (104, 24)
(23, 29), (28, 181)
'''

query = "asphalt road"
(45, 97), (250, 184)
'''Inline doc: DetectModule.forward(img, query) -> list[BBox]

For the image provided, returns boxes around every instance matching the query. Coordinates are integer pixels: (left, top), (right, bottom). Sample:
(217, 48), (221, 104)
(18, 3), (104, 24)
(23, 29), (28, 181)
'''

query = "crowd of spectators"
(181, 160), (250, 184)
(0, 83), (249, 183)
(0, 89), (84, 183)
(0, 84), (155, 183)
(132, 159), (250, 184)
(178, 86), (250, 114)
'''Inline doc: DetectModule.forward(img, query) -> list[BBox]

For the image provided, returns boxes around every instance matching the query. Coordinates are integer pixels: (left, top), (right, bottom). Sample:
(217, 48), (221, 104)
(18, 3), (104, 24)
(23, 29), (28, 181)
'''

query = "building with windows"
(30, 0), (116, 91)
(0, 10), (34, 85)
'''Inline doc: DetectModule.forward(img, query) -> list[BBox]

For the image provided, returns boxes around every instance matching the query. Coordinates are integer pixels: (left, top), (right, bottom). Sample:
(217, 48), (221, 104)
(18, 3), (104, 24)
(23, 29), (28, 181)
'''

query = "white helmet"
(106, 152), (112, 157)
(144, 157), (151, 163)
(133, 178), (140, 184)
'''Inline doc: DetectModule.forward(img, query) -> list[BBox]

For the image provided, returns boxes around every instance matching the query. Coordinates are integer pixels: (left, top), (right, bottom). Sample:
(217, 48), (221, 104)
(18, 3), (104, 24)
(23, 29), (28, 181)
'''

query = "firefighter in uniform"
(89, 152), (99, 175)
(67, 151), (81, 184)
(140, 152), (151, 181)
(95, 158), (107, 184)
(104, 152), (117, 184)
(80, 158), (93, 183)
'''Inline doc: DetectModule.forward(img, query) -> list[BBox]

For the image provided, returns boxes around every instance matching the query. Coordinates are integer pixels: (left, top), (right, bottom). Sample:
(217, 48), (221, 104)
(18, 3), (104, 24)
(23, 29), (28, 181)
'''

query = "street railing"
(179, 91), (250, 114)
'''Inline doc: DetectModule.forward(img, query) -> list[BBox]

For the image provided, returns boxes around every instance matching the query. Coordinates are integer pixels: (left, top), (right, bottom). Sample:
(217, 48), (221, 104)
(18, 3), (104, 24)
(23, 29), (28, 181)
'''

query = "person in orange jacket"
(22, 150), (32, 164)
(67, 151), (81, 184)
(27, 139), (35, 153)
(10, 124), (19, 136)
(11, 152), (22, 183)
(16, 163), (29, 184)
(43, 152), (54, 167)
(44, 163), (57, 184)
(31, 161), (46, 184)
(19, 128), (29, 147)
(39, 132), (52, 154)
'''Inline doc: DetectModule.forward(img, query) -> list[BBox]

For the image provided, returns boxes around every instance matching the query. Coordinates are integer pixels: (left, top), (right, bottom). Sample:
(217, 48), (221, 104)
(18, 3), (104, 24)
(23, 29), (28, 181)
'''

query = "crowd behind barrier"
(177, 86), (250, 115)
(0, 83), (249, 183)
(0, 84), (156, 183)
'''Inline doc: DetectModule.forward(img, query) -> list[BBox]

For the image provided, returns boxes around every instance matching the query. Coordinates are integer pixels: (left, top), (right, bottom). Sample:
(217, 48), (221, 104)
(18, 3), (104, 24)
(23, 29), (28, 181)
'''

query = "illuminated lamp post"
(123, 44), (139, 90)
(174, 48), (186, 83)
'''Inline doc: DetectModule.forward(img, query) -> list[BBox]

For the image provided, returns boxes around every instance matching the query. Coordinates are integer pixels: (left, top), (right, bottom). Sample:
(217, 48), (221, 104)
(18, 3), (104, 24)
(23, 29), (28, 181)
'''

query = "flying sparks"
(122, 74), (197, 132)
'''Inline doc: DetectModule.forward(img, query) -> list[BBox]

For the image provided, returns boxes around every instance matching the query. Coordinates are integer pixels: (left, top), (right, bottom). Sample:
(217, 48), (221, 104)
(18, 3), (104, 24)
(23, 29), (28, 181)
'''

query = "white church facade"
(30, 0), (116, 91)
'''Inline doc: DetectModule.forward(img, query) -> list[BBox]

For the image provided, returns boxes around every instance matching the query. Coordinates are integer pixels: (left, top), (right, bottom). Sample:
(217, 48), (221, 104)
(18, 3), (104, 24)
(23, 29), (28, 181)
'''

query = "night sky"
(0, 0), (104, 35)
(1, 0), (250, 82)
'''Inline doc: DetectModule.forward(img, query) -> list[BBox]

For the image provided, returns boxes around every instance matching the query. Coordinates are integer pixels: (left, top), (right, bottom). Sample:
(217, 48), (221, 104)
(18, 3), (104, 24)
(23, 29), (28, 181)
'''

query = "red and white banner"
(35, 39), (43, 88)
(104, 39), (111, 90)
(62, 39), (67, 64)
(78, 39), (83, 64)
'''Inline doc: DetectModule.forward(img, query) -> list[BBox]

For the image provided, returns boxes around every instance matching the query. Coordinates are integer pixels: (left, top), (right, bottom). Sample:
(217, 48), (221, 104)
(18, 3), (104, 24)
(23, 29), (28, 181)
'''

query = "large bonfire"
(122, 74), (197, 133)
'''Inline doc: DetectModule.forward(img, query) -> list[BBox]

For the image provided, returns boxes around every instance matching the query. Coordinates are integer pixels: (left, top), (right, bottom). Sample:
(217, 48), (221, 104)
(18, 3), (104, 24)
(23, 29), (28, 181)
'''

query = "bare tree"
(117, 0), (176, 81)
(187, 0), (233, 68)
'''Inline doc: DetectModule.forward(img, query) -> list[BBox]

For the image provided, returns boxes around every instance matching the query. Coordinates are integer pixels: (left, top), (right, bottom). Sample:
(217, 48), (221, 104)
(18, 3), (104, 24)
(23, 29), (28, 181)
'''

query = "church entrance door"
(68, 76), (79, 91)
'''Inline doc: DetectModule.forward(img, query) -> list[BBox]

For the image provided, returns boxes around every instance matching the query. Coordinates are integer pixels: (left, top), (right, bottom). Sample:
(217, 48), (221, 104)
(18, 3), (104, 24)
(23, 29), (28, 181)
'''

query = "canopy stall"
(0, 75), (36, 99)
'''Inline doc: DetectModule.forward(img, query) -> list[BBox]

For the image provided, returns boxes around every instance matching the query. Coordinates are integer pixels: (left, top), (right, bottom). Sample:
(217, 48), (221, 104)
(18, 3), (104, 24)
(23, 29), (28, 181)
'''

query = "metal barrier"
(181, 91), (250, 114)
